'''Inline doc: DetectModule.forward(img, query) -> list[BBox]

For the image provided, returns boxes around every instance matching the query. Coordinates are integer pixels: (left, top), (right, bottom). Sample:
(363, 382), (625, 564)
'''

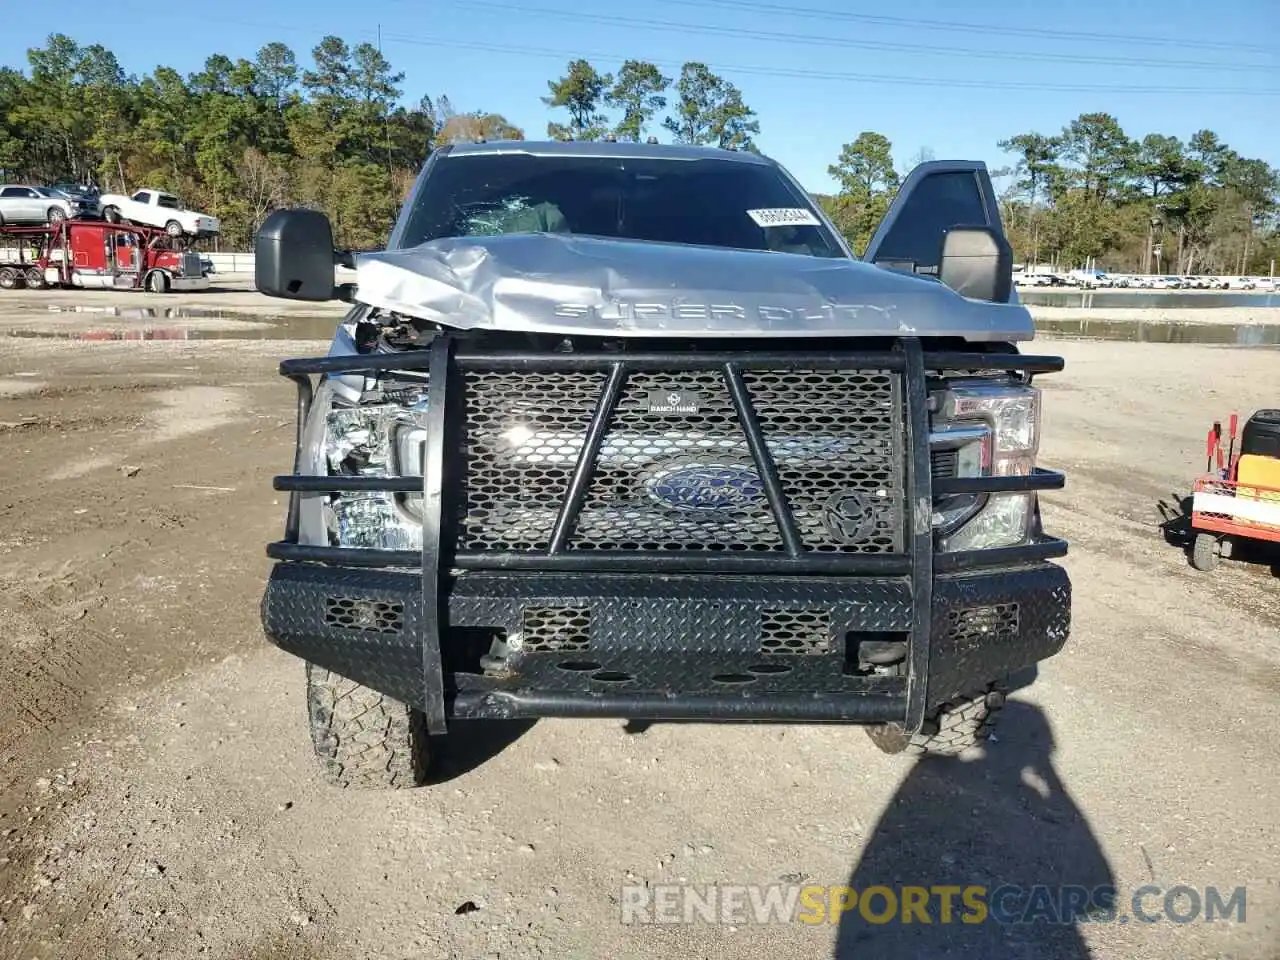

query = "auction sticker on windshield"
(747, 208), (821, 227)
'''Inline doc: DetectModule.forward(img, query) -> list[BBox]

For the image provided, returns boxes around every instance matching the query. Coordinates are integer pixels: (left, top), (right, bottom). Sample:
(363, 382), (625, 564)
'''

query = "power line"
(635, 0), (1278, 56)
(97, 4), (1280, 99)
(439, 0), (1275, 73)
(376, 31), (1280, 97)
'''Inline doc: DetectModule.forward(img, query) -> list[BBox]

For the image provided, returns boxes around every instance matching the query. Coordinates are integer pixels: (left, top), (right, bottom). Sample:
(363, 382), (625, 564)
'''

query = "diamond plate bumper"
(260, 562), (1070, 727)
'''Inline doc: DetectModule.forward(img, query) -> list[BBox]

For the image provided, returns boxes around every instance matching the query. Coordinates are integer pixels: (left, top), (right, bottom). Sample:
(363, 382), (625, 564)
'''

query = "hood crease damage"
(353, 233), (1034, 341)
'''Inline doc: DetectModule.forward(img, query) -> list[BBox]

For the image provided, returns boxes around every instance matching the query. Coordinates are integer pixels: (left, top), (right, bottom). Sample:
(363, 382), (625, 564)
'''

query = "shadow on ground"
(430, 719), (538, 782)
(834, 701), (1113, 959)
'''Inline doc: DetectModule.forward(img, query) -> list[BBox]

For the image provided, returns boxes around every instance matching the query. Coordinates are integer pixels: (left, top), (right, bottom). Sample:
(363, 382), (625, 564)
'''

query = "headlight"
(933, 380), (1041, 551)
(941, 383), (1040, 463)
(305, 380), (427, 550)
(939, 492), (1033, 552)
(930, 423), (989, 534)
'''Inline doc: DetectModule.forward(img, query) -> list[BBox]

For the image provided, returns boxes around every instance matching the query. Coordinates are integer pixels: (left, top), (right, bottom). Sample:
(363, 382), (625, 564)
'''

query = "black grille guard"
(266, 337), (1067, 733)
(268, 337), (1066, 574)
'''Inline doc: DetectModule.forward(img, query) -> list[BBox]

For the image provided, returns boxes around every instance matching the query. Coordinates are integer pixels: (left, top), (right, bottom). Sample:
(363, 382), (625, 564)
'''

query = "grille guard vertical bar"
(723, 362), (804, 557)
(547, 361), (628, 554)
(283, 373), (314, 543)
(419, 334), (453, 734)
(902, 338), (934, 733)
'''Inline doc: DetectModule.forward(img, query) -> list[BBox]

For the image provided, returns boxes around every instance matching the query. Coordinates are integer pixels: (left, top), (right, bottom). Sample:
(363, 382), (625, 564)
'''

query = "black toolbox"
(1241, 410), (1280, 459)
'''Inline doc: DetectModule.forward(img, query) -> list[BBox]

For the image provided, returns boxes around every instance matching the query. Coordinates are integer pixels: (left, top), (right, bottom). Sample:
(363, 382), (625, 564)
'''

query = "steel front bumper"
(261, 562), (1070, 731)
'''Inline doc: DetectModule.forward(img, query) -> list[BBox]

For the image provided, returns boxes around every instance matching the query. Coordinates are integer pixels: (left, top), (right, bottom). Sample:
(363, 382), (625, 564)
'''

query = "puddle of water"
(6, 315), (338, 341)
(1020, 290), (1280, 309)
(14, 312), (1276, 346)
(1036, 317), (1280, 345)
(39, 305), (244, 320)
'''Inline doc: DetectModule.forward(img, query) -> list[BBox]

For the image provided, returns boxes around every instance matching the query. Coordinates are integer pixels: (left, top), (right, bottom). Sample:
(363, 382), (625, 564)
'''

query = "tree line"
(1, 36), (1275, 273)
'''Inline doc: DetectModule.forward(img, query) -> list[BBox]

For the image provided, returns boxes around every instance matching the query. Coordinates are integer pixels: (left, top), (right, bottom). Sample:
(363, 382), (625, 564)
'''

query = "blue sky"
(4, 0), (1277, 192)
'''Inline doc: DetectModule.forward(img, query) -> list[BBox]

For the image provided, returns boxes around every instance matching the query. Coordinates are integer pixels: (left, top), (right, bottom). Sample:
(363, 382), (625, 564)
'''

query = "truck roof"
(442, 139), (775, 166)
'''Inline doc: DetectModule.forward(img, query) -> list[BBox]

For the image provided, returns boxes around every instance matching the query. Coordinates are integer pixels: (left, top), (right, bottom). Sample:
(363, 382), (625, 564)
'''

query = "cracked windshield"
(0, 0), (1276, 958)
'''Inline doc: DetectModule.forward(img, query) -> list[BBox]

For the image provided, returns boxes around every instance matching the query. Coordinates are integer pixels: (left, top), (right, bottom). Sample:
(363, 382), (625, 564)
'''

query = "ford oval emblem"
(647, 462), (764, 512)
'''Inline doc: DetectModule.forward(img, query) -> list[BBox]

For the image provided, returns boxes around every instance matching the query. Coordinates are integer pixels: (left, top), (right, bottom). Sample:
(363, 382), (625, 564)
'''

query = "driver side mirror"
(937, 226), (1013, 303)
(255, 209), (353, 302)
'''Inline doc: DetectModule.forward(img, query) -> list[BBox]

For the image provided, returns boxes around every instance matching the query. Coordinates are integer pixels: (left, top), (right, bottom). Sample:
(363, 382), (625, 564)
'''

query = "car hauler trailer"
(0, 220), (209, 293)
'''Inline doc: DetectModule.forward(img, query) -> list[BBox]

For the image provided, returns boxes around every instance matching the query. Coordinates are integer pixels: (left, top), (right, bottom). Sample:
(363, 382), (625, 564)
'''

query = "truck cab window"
(399, 155), (846, 259)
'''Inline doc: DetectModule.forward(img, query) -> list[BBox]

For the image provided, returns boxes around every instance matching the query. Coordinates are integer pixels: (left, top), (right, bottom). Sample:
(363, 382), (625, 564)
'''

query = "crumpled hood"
(353, 233), (1033, 341)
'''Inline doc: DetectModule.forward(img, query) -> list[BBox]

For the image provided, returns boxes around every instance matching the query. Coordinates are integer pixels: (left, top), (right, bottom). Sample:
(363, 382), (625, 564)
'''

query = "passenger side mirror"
(255, 209), (353, 302)
(937, 226), (1013, 303)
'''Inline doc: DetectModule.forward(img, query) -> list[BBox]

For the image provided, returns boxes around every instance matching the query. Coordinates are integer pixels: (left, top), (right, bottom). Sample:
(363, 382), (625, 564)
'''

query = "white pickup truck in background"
(99, 189), (220, 238)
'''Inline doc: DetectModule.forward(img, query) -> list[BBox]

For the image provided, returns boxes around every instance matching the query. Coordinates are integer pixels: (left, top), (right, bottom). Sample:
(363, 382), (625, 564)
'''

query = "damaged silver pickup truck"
(255, 140), (1070, 788)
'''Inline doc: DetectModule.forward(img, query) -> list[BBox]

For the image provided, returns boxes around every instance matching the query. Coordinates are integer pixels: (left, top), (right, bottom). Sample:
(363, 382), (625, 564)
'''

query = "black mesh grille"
(324, 596), (404, 634)
(522, 606), (591, 652)
(745, 370), (902, 553)
(460, 371), (607, 550)
(459, 366), (903, 555)
(572, 370), (781, 551)
(760, 608), (832, 654)
(948, 603), (1020, 644)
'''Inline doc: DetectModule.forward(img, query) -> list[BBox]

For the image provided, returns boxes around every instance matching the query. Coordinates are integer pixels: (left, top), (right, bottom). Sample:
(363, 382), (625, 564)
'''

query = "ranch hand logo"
(647, 389), (700, 414)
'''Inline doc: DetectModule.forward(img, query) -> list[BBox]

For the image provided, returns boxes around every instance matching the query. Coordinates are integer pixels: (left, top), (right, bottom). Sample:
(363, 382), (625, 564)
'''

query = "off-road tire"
(1191, 533), (1219, 572)
(865, 684), (1006, 757)
(305, 663), (431, 789)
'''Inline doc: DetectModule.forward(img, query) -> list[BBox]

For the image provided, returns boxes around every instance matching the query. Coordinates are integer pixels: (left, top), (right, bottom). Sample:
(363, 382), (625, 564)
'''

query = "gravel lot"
(0, 288), (1277, 960)
(1027, 304), (1280, 326)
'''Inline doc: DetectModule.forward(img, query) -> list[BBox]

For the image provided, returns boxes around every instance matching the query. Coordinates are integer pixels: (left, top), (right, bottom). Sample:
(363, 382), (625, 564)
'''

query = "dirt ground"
(1028, 304), (1280, 326)
(0, 290), (1277, 960)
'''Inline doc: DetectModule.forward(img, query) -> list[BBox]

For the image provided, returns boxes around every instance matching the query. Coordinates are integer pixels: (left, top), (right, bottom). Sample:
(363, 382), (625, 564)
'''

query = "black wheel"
(1191, 533), (1219, 572)
(103, 206), (121, 223)
(866, 683), (1006, 757)
(47, 207), (67, 223)
(23, 267), (46, 290)
(0, 266), (19, 289)
(145, 270), (170, 294)
(164, 220), (183, 238)
(306, 663), (431, 788)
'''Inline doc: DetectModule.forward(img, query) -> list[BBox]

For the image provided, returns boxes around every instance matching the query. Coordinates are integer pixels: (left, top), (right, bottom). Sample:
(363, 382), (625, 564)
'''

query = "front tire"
(866, 684), (1005, 757)
(145, 270), (171, 294)
(1191, 533), (1219, 572)
(306, 663), (431, 789)
(47, 207), (67, 223)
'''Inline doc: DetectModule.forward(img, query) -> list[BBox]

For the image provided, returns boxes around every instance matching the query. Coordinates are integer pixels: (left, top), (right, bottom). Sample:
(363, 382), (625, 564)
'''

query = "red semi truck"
(0, 220), (209, 293)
